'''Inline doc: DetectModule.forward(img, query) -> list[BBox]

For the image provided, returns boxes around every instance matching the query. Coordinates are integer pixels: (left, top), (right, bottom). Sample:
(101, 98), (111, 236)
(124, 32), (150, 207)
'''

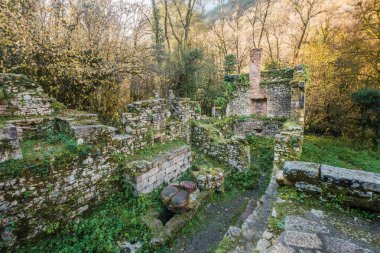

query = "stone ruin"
(226, 48), (308, 123)
(0, 73), (202, 246)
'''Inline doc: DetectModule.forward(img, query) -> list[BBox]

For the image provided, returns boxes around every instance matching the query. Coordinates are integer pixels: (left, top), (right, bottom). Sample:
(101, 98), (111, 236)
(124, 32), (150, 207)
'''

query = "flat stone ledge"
(283, 161), (320, 183)
(323, 236), (375, 253)
(285, 216), (329, 234)
(321, 165), (380, 193)
(284, 230), (323, 249)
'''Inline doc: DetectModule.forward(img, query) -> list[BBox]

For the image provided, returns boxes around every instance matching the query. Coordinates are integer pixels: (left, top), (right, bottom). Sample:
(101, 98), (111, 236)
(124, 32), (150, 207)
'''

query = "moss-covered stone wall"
(273, 125), (304, 171)
(0, 151), (118, 247)
(191, 122), (250, 172)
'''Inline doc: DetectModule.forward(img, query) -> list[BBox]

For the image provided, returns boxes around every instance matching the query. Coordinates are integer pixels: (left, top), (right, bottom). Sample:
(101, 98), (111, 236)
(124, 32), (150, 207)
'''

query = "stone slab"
(321, 165), (380, 193)
(284, 231), (322, 249)
(283, 161), (320, 183)
(285, 216), (329, 234)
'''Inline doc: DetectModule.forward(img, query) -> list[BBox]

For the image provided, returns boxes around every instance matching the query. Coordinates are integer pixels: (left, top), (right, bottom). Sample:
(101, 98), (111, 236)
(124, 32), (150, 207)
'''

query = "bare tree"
(289, 0), (324, 60)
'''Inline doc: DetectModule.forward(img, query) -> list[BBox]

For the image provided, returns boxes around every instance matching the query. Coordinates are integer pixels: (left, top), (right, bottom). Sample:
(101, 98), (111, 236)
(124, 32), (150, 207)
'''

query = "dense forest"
(0, 0), (379, 147)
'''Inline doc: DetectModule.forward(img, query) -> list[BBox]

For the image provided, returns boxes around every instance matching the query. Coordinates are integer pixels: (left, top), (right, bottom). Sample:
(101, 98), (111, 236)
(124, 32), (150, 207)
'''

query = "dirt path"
(168, 174), (268, 253)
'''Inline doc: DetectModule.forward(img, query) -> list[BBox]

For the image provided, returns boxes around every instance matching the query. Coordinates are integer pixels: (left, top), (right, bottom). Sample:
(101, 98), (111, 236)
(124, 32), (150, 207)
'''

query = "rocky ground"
(262, 209), (380, 253)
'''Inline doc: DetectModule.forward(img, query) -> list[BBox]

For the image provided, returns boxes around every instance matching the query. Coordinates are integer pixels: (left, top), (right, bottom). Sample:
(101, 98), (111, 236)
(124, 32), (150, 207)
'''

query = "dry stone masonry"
(129, 146), (192, 194)
(0, 74), (55, 116)
(226, 49), (308, 122)
(0, 153), (117, 245)
(0, 74), (201, 248)
(281, 161), (380, 211)
(191, 122), (251, 172)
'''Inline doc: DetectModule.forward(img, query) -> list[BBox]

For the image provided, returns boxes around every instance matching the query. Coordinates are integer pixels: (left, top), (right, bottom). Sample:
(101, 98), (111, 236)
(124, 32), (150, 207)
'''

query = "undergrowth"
(16, 185), (164, 253)
(0, 133), (94, 180)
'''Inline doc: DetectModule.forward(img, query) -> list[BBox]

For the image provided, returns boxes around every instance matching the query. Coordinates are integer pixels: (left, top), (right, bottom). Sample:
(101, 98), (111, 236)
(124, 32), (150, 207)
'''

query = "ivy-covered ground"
(14, 135), (274, 253)
(301, 135), (380, 173)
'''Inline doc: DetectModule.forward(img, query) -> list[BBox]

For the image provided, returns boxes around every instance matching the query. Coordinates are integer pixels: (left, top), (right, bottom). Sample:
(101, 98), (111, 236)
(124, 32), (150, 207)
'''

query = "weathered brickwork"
(130, 146), (192, 194)
(0, 125), (22, 162)
(0, 74), (54, 117)
(282, 161), (380, 211)
(191, 123), (250, 172)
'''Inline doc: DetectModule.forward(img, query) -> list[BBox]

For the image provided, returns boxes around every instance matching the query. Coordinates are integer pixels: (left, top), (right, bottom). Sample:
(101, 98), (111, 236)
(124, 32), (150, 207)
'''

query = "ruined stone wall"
(232, 118), (286, 137)
(0, 74), (54, 117)
(226, 89), (251, 116)
(225, 49), (308, 122)
(0, 125), (22, 162)
(129, 146), (192, 194)
(0, 153), (118, 246)
(121, 96), (200, 150)
(264, 83), (292, 117)
(282, 161), (380, 212)
(191, 123), (250, 172)
(273, 125), (304, 171)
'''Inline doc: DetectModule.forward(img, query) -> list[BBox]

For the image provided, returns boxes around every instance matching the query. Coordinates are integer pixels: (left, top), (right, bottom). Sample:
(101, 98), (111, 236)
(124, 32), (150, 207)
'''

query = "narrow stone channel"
(169, 173), (268, 253)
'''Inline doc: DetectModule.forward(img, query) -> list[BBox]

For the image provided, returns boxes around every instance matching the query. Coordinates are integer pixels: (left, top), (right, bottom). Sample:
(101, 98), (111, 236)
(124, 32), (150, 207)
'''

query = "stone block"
(284, 231), (322, 249)
(285, 216), (329, 234)
(283, 161), (320, 183)
(323, 236), (374, 253)
(321, 165), (380, 193)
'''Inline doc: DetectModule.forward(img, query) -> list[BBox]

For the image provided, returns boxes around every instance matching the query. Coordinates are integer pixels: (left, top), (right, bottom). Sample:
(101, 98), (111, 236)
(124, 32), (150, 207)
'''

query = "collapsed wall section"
(191, 122), (250, 172)
(273, 125), (304, 171)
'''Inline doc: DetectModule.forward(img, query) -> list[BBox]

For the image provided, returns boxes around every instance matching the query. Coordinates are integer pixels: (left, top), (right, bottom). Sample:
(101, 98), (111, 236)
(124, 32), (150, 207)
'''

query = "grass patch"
(0, 134), (94, 180)
(301, 135), (380, 173)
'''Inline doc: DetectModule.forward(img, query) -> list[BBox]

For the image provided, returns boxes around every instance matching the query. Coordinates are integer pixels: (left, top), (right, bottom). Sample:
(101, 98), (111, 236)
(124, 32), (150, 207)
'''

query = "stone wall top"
(281, 161), (380, 211)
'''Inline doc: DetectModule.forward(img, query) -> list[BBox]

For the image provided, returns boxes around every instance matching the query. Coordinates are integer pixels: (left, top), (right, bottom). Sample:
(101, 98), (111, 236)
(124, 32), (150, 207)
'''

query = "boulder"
(161, 181), (199, 213)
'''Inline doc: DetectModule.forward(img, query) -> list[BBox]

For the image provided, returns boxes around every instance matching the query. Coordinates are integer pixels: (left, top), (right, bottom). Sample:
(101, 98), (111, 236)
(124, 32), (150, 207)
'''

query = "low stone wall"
(0, 153), (118, 246)
(191, 123), (250, 171)
(273, 126), (303, 171)
(233, 118), (285, 137)
(282, 161), (380, 211)
(0, 74), (54, 117)
(0, 125), (22, 162)
(129, 146), (192, 194)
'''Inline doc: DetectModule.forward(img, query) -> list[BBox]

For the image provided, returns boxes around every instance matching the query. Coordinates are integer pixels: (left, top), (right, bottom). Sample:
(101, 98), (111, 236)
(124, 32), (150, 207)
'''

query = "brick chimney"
(249, 48), (266, 99)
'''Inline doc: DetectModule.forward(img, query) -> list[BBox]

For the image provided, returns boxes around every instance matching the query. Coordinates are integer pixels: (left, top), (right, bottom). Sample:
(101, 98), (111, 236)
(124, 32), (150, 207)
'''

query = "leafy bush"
(351, 88), (380, 149)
